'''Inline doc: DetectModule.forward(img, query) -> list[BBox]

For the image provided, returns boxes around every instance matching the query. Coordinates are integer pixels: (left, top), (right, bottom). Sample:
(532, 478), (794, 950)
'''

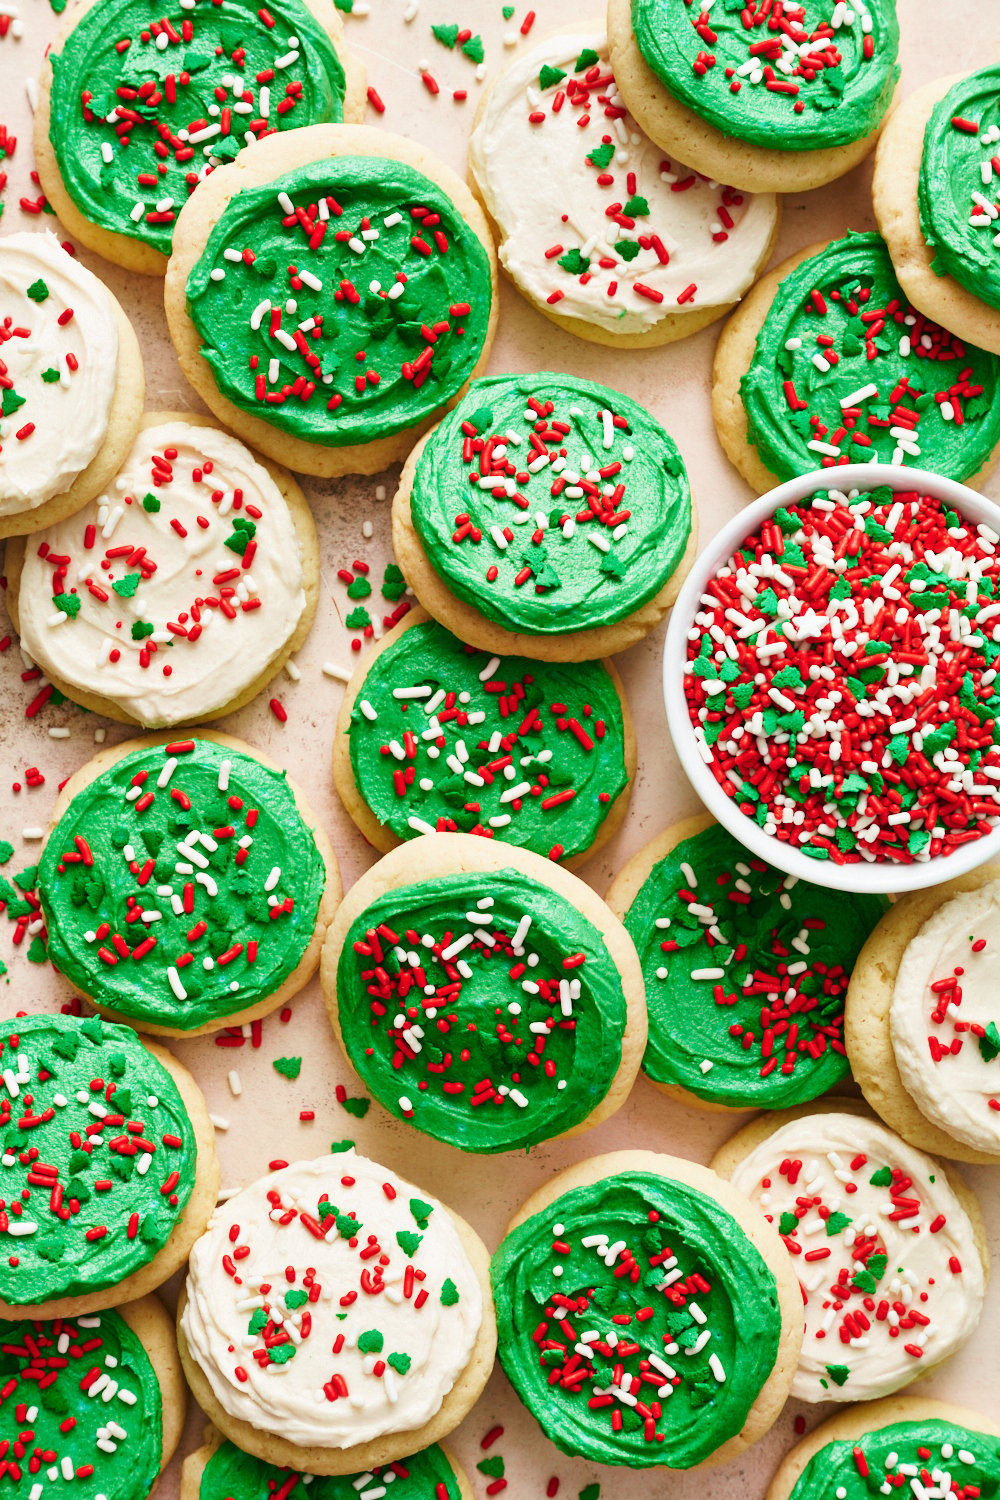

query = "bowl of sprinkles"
(664, 464), (1000, 893)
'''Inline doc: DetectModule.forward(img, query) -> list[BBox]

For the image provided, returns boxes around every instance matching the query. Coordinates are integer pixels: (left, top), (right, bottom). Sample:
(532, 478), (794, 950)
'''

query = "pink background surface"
(1, 1), (999, 1495)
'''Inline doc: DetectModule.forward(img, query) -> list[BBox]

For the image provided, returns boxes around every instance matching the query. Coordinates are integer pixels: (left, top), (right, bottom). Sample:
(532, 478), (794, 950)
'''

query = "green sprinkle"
(825, 1211), (852, 1236)
(461, 34), (484, 63)
(574, 47), (599, 70)
(978, 1021), (1000, 1063)
(112, 573), (141, 599)
(142, 493), (161, 512)
(14, 866), (37, 892)
(409, 1197), (434, 1228)
(396, 1230), (422, 1257)
(387, 1350), (411, 1374)
(869, 1165), (892, 1187)
(580, 1487), (601, 1500)
(0, 843), (12, 865)
(330, 1139), (355, 1153)
(1, 389), (26, 419)
(616, 239), (640, 262)
(622, 194), (649, 217)
(432, 23), (459, 47)
(502, 5), (514, 17)
(27, 937), (48, 965)
(557, 247), (590, 275)
(272, 1056), (302, 1080)
(358, 1329), (383, 1353)
(334, 0), (353, 10)
(267, 1343), (296, 1365)
(345, 606), (371, 629)
(40, 367), (61, 383)
(248, 1308), (267, 1334)
(341, 1095), (370, 1118)
(440, 1277), (460, 1306)
(26, 278), (49, 303)
(467, 405), (493, 433)
(382, 563), (406, 601)
(131, 621), (154, 641)
(346, 577), (372, 599)
(825, 1364), (850, 1387)
(52, 593), (81, 620)
(539, 64), (566, 89)
(478, 1457), (505, 1479)
(587, 142), (614, 169)
(224, 518), (256, 555)
(777, 1211), (798, 1236)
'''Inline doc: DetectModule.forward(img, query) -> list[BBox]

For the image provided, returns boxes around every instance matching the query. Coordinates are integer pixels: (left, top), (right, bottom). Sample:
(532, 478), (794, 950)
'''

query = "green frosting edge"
(410, 371), (691, 635)
(346, 617), (629, 858)
(336, 867), (628, 1153)
(630, 0), (899, 152)
(790, 1419), (1000, 1500)
(919, 65), (1000, 311)
(199, 1438), (463, 1499)
(491, 1169), (781, 1468)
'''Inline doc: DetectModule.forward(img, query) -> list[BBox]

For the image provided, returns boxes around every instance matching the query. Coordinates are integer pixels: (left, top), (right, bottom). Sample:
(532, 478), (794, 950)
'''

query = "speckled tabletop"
(0, 1), (998, 1496)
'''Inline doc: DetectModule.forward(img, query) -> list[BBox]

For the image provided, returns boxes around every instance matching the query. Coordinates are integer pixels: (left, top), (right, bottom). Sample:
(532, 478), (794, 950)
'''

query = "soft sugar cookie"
(0, 1013), (218, 1319)
(713, 230), (1000, 494)
(182, 1432), (475, 1500)
(321, 833), (646, 1153)
(713, 1102), (988, 1404)
(165, 125), (499, 476)
(468, 28), (779, 346)
(35, 0), (365, 275)
(333, 609), (636, 865)
(7, 412), (318, 727)
(393, 372), (697, 661)
(608, 0), (900, 194)
(37, 732), (341, 1038)
(846, 866), (1000, 1164)
(491, 1149), (802, 1469)
(606, 814), (888, 1111)
(0, 232), (144, 537)
(178, 1150), (496, 1475)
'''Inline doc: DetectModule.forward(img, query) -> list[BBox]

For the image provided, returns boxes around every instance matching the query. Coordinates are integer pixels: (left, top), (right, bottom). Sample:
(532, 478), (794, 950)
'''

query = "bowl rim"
(662, 463), (1000, 895)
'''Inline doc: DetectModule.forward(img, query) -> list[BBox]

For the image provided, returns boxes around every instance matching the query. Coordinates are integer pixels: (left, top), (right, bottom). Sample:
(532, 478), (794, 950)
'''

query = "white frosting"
(16, 421), (307, 727)
(468, 31), (778, 335)
(728, 1112), (984, 1403)
(0, 231), (119, 513)
(892, 881), (1000, 1153)
(181, 1153), (483, 1450)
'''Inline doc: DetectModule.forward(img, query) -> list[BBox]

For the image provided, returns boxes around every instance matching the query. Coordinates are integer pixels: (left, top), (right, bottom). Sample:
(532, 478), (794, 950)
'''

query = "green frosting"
(741, 231), (1000, 482)
(790, 1418), (1000, 1500)
(0, 1013), (196, 1304)
(491, 1169), (781, 1468)
(347, 617), (630, 860)
(919, 65), (1000, 311)
(631, 0), (899, 152)
(38, 737), (326, 1031)
(185, 157), (493, 447)
(47, 0), (347, 257)
(623, 823), (888, 1107)
(198, 1439), (463, 1499)
(336, 868), (628, 1152)
(0, 1308), (162, 1497)
(410, 372), (691, 636)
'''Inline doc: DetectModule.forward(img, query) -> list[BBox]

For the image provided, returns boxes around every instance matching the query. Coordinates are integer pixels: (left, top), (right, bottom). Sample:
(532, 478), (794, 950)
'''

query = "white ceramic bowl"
(663, 464), (1000, 895)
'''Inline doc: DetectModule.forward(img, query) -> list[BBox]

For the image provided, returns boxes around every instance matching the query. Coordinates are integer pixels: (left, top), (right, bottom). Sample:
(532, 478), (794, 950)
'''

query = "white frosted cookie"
(7, 413), (318, 728)
(178, 1151), (496, 1475)
(468, 29), (779, 347)
(0, 231), (144, 535)
(713, 1105), (988, 1406)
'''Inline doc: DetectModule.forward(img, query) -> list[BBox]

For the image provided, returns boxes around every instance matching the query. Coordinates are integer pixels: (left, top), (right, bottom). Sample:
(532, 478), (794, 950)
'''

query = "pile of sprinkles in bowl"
(684, 485), (1000, 866)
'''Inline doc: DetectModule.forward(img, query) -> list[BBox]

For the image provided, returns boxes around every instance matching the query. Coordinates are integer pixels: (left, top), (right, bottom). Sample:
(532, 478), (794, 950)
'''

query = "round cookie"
(165, 124), (499, 477)
(845, 866), (1000, 1164)
(0, 1012), (219, 1319)
(467, 28), (780, 347)
(321, 832), (646, 1153)
(713, 230), (1000, 495)
(608, 0), (901, 194)
(37, 731), (341, 1038)
(606, 815), (889, 1112)
(0, 1296), (186, 1499)
(712, 1102), (989, 1405)
(765, 1396), (1000, 1500)
(34, 0), (366, 276)
(6, 411), (318, 728)
(0, 231), (145, 538)
(681, 482), (1000, 869)
(178, 1150), (497, 1476)
(392, 372), (698, 661)
(490, 1149), (802, 1470)
(333, 609), (636, 866)
(182, 1433), (474, 1500)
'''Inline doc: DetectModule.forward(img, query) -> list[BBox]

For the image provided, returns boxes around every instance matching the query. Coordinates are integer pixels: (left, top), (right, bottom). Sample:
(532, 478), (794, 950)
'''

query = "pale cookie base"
(33, 0), (366, 276)
(766, 1395), (1000, 1500)
(503, 1148), (803, 1468)
(320, 832), (647, 1148)
(39, 729), (342, 1039)
(845, 867), (1000, 1165)
(712, 239), (1000, 495)
(118, 1294), (188, 1496)
(607, 0), (899, 194)
(711, 1099), (990, 1396)
(331, 606), (638, 868)
(176, 1198), (497, 1475)
(392, 427), (699, 662)
(873, 77), (1000, 357)
(165, 125), (499, 477)
(606, 811), (765, 1114)
(180, 1428), (475, 1500)
(5, 410), (320, 728)
(0, 1042), (219, 1320)
(0, 297), (146, 539)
